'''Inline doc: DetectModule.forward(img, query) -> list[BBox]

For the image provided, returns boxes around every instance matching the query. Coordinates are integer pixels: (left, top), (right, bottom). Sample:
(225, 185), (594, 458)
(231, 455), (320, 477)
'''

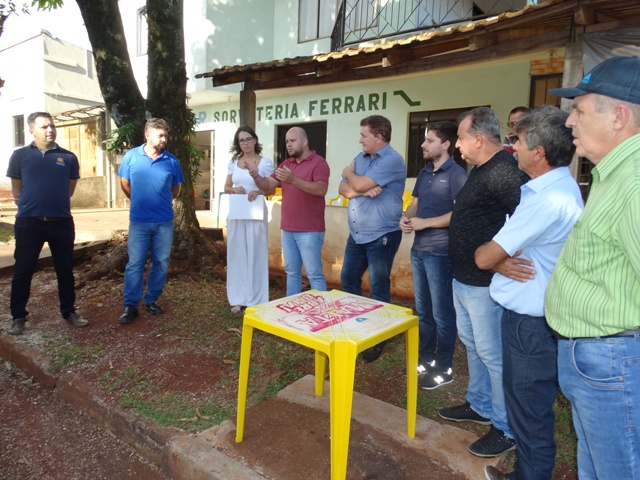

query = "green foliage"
(101, 109), (202, 185)
(31, 0), (63, 10)
(102, 120), (144, 154)
(184, 108), (203, 183)
(0, 0), (62, 16)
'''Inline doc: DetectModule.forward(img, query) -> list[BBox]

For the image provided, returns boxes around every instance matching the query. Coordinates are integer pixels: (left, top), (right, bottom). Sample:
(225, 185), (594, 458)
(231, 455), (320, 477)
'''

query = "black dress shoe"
(144, 302), (164, 315)
(119, 306), (139, 325)
(360, 343), (384, 363)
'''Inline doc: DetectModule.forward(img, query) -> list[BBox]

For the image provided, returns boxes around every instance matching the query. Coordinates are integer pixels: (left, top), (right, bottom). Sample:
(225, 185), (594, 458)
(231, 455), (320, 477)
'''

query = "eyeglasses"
(507, 122), (518, 129)
(239, 137), (254, 144)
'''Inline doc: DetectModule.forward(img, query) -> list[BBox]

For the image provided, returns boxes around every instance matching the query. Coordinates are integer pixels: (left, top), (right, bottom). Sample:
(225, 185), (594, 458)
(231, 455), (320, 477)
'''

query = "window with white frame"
(13, 115), (25, 147)
(137, 7), (148, 56)
(299, 0), (340, 42)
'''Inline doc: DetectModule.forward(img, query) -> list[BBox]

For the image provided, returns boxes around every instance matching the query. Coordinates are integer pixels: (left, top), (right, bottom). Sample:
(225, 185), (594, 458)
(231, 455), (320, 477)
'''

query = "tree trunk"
(74, 0), (220, 274)
(74, 0), (146, 131)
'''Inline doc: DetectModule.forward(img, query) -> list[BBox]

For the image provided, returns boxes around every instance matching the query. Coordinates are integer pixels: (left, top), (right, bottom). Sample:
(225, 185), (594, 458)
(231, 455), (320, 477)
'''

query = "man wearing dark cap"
(545, 56), (640, 479)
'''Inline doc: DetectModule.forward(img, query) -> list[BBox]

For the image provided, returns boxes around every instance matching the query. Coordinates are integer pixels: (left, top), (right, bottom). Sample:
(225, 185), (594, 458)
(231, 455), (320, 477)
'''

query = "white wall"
(272, 0), (333, 58)
(118, 0), (148, 97)
(0, 33), (104, 186)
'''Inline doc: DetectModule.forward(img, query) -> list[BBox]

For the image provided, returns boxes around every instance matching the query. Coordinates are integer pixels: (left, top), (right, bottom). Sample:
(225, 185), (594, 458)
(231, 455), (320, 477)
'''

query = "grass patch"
(99, 365), (160, 408)
(99, 365), (237, 431)
(370, 342), (405, 374)
(132, 392), (235, 432)
(0, 224), (14, 243)
(554, 393), (577, 467)
(45, 337), (105, 371)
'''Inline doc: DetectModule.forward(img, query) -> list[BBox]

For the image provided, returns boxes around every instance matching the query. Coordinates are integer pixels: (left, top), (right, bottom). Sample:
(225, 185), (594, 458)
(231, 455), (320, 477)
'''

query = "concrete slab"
(274, 375), (499, 479)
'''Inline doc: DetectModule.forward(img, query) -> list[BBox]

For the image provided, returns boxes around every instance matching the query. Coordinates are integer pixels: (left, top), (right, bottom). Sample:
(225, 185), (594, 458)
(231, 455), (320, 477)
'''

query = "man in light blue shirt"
(339, 115), (406, 362)
(475, 106), (583, 480)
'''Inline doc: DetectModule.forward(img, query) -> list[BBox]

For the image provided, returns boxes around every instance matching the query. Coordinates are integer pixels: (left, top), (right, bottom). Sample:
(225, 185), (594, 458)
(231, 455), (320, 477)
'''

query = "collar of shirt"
(30, 142), (60, 154)
(521, 166), (571, 199)
(424, 155), (456, 174)
(364, 143), (392, 162)
(592, 133), (640, 184)
(139, 143), (170, 161)
(293, 150), (317, 164)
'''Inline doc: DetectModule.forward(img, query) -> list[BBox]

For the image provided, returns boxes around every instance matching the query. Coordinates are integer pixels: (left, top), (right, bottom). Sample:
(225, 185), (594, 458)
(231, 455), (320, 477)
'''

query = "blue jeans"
(281, 230), (326, 296)
(11, 217), (76, 319)
(411, 249), (456, 370)
(558, 335), (640, 480)
(502, 310), (558, 480)
(340, 230), (402, 303)
(123, 220), (174, 306)
(453, 279), (511, 436)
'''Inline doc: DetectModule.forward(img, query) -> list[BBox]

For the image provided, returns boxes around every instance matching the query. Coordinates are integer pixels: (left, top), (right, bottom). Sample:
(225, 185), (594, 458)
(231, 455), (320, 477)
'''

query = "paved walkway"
(0, 207), (220, 271)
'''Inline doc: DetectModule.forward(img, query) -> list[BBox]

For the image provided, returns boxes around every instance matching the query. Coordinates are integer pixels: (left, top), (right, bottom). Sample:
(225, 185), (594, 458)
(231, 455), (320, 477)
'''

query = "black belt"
(554, 328), (640, 341)
(36, 216), (64, 222)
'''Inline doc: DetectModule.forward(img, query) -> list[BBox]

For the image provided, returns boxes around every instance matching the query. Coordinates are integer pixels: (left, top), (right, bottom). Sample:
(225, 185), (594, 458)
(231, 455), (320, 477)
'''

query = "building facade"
(0, 25), (113, 208)
(4, 0), (638, 294)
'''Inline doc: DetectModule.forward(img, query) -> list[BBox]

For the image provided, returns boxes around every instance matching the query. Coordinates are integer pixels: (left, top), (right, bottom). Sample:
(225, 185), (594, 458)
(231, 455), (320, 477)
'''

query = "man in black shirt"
(438, 107), (527, 458)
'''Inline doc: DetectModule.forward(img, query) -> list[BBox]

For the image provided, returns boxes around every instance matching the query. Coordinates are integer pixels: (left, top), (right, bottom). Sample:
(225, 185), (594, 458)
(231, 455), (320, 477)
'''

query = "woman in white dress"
(224, 126), (275, 313)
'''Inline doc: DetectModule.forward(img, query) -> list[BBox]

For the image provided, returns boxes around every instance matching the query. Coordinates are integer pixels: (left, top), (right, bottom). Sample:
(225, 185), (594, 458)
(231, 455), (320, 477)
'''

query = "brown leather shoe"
(65, 312), (89, 327)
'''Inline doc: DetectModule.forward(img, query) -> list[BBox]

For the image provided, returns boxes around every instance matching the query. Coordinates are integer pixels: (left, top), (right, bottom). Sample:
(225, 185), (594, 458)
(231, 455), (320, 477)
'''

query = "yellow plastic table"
(235, 289), (419, 480)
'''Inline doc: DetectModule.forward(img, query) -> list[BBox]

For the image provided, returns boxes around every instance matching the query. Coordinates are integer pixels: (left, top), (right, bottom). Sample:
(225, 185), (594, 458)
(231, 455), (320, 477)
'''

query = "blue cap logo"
(581, 72), (592, 85)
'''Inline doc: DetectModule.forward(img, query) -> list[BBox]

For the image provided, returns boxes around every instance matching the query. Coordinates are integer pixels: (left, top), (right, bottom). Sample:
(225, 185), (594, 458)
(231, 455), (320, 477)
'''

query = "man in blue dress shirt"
(475, 106), (583, 479)
(339, 115), (407, 362)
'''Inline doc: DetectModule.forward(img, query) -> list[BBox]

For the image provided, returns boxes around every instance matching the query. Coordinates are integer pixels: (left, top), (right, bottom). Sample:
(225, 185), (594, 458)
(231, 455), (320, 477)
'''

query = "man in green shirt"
(545, 56), (640, 480)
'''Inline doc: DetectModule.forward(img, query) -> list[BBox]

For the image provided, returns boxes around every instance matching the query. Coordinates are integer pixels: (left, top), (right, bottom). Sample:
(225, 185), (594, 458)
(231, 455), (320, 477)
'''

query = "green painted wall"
(198, 55), (534, 199)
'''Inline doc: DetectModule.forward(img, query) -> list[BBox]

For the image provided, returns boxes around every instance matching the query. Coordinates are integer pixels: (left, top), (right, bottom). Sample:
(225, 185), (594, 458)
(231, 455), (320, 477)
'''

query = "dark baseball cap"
(550, 56), (640, 104)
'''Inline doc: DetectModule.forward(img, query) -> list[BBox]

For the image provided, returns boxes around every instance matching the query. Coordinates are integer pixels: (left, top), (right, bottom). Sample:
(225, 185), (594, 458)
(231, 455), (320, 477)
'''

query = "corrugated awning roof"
(53, 105), (106, 122)
(196, 0), (640, 91)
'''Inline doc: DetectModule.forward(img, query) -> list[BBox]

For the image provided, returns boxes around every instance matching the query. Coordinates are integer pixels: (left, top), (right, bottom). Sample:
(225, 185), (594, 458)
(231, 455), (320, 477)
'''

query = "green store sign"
(199, 90), (420, 124)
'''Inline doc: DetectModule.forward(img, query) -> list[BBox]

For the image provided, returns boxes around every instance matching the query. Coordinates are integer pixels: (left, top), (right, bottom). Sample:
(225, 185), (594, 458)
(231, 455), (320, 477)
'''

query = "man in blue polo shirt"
(117, 118), (184, 325)
(475, 106), (583, 479)
(339, 114), (407, 362)
(400, 121), (467, 389)
(7, 111), (89, 335)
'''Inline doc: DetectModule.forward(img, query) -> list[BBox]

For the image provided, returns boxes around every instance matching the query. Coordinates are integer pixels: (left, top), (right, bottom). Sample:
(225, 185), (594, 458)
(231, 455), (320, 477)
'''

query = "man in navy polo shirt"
(7, 111), (89, 335)
(117, 118), (184, 325)
(400, 121), (467, 389)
